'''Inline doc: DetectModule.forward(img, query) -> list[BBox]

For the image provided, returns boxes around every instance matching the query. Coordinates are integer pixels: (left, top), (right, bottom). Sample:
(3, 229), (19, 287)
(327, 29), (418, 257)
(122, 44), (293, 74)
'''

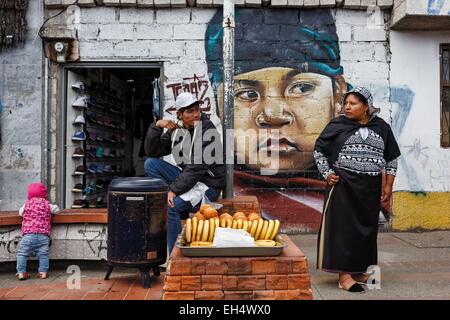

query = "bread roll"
(200, 204), (213, 214)
(185, 218), (192, 243)
(201, 220), (210, 242)
(250, 220), (258, 237)
(194, 212), (206, 221)
(254, 219), (264, 240)
(203, 207), (219, 219)
(259, 220), (269, 240)
(196, 219), (204, 241)
(192, 217), (198, 243)
(265, 220), (275, 240)
(255, 240), (276, 247)
(190, 241), (214, 247)
(269, 219), (281, 240)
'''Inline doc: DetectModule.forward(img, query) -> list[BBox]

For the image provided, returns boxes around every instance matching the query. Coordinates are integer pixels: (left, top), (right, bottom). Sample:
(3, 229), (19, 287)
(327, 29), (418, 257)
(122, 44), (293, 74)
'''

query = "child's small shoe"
(37, 272), (48, 279)
(16, 272), (30, 280)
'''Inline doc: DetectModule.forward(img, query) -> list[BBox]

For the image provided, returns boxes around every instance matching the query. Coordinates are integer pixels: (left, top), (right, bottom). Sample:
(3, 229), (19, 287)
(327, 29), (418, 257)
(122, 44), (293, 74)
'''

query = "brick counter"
(162, 235), (312, 300)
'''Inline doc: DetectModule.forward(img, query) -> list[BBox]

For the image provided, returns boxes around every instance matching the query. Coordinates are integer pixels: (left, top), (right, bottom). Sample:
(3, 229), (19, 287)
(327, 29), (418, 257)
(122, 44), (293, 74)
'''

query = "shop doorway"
(60, 63), (162, 209)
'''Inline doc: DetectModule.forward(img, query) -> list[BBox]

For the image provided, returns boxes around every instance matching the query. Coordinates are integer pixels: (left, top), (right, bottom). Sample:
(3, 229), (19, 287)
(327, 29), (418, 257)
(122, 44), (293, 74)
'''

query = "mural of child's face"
(218, 67), (335, 172)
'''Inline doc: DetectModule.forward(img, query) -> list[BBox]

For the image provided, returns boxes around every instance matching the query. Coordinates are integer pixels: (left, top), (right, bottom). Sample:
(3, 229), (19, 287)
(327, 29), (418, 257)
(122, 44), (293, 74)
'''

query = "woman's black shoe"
(338, 281), (366, 293)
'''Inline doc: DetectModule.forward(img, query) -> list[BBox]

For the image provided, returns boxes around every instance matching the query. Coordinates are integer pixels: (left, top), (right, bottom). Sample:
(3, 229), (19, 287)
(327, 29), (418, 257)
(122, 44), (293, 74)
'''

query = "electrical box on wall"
(46, 40), (79, 63)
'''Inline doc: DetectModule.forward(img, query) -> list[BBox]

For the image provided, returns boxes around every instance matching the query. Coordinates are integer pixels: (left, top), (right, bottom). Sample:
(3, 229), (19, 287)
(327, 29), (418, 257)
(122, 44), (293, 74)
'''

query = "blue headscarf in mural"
(205, 8), (344, 86)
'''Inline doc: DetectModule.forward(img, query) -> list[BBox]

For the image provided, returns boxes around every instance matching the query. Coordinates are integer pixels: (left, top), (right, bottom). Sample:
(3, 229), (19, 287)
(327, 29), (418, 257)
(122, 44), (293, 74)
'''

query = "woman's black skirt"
(317, 167), (382, 273)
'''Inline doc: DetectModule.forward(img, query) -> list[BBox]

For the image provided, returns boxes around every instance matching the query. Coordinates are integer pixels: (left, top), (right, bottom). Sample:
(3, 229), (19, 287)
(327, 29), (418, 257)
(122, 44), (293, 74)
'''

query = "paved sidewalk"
(0, 231), (449, 300)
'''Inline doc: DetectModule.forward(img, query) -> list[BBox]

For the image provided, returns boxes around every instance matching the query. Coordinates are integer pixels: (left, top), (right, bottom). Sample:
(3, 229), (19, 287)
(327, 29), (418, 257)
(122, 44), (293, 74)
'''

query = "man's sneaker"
(16, 272), (30, 280)
(72, 147), (85, 158)
(88, 164), (98, 174)
(72, 199), (89, 208)
(73, 165), (86, 175)
(72, 96), (88, 108)
(96, 179), (105, 189)
(72, 131), (86, 141)
(37, 272), (48, 279)
(96, 165), (104, 174)
(87, 131), (97, 141)
(88, 198), (97, 208)
(104, 165), (113, 173)
(96, 147), (104, 158)
(83, 186), (94, 195)
(72, 81), (86, 91)
(96, 197), (105, 207)
(72, 183), (84, 193)
(73, 115), (86, 125)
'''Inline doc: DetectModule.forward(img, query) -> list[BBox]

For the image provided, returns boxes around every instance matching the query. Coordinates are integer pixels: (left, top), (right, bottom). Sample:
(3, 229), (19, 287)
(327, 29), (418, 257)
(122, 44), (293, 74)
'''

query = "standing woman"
(314, 86), (401, 293)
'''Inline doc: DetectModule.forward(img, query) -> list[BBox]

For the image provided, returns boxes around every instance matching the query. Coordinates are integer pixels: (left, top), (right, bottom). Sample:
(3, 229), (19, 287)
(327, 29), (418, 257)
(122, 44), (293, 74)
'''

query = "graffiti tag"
(427, 0), (450, 15)
(166, 74), (211, 114)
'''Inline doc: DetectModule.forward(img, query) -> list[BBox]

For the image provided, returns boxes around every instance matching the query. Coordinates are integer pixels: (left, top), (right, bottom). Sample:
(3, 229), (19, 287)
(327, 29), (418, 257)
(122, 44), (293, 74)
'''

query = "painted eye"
(286, 82), (315, 96)
(235, 89), (260, 102)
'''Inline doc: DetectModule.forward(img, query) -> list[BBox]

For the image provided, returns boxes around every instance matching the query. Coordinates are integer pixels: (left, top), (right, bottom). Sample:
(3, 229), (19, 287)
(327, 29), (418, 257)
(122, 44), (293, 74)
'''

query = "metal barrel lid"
(108, 177), (168, 192)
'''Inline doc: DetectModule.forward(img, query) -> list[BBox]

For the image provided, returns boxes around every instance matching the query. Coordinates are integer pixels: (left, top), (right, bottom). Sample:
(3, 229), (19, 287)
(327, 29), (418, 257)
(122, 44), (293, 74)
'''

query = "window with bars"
(441, 45), (450, 148)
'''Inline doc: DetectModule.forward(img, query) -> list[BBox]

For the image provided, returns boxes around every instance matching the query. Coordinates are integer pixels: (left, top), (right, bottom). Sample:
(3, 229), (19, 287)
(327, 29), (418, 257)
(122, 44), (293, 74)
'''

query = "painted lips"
(258, 137), (301, 154)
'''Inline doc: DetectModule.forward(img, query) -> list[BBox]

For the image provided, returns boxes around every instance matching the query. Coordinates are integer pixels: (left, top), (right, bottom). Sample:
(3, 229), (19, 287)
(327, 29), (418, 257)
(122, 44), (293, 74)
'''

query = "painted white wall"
(390, 30), (450, 192)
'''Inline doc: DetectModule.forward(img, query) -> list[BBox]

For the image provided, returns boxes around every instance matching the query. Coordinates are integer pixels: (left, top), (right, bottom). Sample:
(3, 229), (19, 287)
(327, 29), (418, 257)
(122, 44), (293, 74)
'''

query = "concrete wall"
(0, 224), (107, 261)
(0, 0), (44, 211)
(390, 30), (450, 230)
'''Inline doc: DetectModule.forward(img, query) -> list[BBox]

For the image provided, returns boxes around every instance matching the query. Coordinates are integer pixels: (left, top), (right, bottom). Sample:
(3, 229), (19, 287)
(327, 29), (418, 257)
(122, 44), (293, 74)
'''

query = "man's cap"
(175, 92), (199, 111)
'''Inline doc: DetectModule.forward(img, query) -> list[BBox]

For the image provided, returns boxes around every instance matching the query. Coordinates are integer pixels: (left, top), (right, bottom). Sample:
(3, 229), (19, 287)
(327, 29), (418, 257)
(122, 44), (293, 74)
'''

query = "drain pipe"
(223, 0), (235, 199)
(43, 57), (51, 192)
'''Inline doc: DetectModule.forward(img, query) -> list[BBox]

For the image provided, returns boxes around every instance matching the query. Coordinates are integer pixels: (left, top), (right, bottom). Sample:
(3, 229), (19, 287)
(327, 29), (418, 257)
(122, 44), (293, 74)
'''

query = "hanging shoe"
(72, 131), (86, 141)
(72, 96), (88, 108)
(73, 115), (86, 125)
(72, 147), (85, 158)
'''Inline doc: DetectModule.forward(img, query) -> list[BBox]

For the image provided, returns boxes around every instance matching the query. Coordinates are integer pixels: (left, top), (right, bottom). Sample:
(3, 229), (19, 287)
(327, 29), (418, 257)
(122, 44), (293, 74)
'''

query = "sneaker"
(96, 197), (105, 207)
(103, 148), (111, 157)
(88, 164), (98, 174)
(87, 131), (97, 141)
(96, 135), (104, 142)
(72, 96), (88, 108)
(87, 97), (97, 107)
(73, 115), (86, 125)
(88, 198), (97, 208)
(83, 186), (94, 195)
(86, 112), (97, 124)
(72, 147), (85, 158)
(72, 183), (84, 192)
(72, 199), (89, 208)
(96, 179), (105, 189)
(16, 272), (30, 280)
(72, 81), (86, 91)
(72, 131), (86, 141)
(37, 272), (48, 279)
(88, 181), (97, 190)
(104, 165), (113, 173)
(96, 147), (104, 158)
(73, 165), (86, 175)
(96, 165), (104, 174)
(109, 150), (116, 158)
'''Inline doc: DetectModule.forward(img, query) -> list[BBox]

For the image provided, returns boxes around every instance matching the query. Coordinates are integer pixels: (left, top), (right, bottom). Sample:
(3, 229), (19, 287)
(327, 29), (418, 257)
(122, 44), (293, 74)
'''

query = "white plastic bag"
(212, 227), (256, 247)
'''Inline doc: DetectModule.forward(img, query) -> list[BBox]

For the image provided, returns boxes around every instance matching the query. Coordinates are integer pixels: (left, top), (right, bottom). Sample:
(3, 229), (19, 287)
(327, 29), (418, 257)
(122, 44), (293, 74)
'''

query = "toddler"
(16, 183), (60, 280)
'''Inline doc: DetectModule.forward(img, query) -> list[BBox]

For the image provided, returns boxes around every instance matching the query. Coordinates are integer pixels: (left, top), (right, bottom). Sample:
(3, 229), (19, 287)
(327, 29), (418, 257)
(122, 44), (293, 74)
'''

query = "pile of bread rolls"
(184, 204), (281, 247)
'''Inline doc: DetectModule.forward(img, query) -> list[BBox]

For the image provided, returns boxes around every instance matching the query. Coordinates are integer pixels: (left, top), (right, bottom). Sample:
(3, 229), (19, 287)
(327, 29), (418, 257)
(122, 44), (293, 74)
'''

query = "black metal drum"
(104, 177), (168, 288)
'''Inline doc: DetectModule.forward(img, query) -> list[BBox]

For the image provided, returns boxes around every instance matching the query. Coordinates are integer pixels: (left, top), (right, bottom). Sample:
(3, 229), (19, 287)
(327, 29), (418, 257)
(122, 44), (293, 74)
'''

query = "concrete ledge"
(0, 210), (107, 227)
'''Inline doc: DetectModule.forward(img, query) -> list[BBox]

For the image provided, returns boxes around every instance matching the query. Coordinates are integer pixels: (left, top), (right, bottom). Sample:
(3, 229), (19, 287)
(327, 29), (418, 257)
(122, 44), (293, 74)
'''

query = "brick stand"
(162, 235), (313, 300)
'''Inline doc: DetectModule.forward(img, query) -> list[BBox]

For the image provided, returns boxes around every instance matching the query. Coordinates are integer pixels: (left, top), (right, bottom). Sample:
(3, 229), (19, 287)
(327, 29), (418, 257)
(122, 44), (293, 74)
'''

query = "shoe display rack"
(66, 71), (126, 209)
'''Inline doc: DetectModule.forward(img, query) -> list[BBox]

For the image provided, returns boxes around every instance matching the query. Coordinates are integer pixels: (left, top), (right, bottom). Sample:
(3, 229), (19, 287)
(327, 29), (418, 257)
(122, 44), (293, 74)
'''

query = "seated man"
(144, 92), (226, 253)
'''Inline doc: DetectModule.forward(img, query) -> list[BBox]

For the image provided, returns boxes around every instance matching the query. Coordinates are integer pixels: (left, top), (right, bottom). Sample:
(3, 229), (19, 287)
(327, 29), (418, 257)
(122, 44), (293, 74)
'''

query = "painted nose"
(255, 102), (294, 128)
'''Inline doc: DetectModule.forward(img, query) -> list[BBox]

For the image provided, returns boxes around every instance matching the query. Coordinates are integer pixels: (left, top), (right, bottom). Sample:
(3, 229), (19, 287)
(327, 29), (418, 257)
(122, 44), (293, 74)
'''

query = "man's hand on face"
(156, 120), (179, 130)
